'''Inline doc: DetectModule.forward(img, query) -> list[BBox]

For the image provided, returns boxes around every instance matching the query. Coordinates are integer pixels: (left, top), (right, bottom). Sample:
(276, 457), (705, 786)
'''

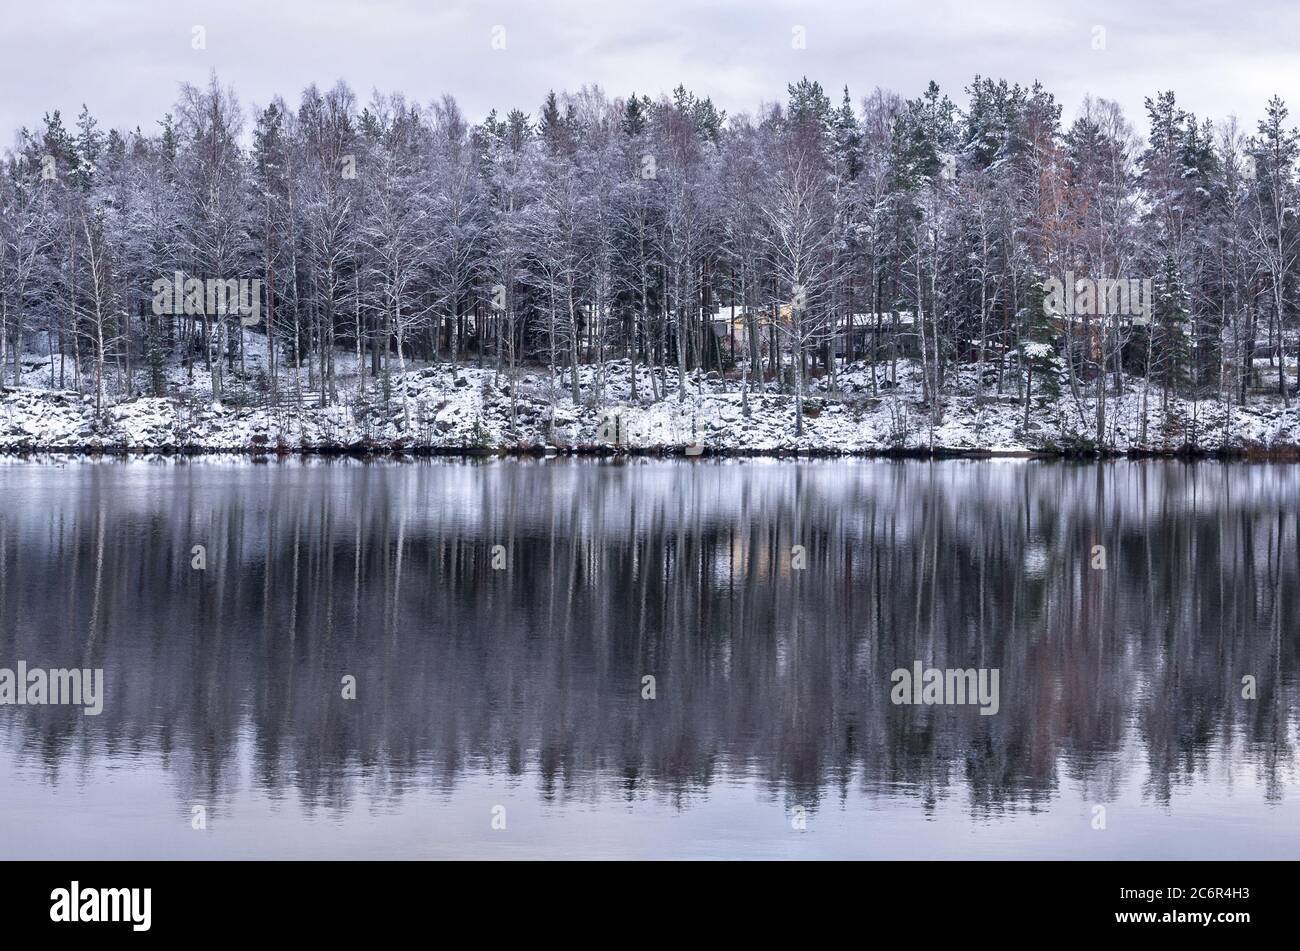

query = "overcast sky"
(2, 0), (1295, 146)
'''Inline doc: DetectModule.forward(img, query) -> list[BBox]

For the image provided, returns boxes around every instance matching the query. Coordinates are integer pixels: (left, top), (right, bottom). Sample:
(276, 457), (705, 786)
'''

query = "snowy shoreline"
(3, 358), (1298, 459)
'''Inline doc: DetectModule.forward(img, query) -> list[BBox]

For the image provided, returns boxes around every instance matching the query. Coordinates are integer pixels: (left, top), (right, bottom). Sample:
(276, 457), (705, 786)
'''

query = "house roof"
(703, 307), (916, 326)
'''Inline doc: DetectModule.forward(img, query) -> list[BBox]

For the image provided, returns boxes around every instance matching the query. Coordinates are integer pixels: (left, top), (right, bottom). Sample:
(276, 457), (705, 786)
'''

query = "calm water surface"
(0, 456), (1297, 859)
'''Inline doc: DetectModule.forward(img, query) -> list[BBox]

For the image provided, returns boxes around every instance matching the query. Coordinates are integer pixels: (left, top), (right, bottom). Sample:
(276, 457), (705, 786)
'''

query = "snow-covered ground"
(1, 340), (1298, 455)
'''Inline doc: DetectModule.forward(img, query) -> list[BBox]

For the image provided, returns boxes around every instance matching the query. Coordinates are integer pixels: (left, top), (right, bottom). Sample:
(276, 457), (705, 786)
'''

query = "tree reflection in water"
(0, 457), (1295, 854)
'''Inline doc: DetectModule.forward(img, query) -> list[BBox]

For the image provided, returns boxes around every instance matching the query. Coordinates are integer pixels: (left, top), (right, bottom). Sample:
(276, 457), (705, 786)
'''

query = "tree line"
(1, 73), (1297, 439)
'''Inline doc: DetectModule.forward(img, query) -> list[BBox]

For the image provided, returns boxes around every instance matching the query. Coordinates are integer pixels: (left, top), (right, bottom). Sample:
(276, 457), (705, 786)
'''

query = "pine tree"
(73, 104), (102, 190)
(832, 86), (862, 179)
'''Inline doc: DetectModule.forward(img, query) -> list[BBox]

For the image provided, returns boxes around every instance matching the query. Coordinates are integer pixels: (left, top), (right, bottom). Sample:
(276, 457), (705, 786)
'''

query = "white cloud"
(2, 0), (1295, 146)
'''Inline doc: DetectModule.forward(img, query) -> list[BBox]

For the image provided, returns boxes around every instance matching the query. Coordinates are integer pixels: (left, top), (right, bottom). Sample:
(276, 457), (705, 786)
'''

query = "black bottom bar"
(0, 860), (1285, 939)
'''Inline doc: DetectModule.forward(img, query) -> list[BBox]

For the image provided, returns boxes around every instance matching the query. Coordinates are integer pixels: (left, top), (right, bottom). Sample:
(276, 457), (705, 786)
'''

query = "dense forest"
(1, 73), (1297, 442)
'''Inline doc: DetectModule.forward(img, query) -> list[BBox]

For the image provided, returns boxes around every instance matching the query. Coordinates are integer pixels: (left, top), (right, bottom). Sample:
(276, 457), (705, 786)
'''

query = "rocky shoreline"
(3, 360), (1297, 460)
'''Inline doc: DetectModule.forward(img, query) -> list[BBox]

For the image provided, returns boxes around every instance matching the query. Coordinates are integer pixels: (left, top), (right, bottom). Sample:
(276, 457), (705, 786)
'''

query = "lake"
(0, 456), (1296, 859)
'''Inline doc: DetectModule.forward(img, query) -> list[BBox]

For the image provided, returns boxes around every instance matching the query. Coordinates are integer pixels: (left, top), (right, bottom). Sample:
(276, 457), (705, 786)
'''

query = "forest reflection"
(0, 456), (1295, 818)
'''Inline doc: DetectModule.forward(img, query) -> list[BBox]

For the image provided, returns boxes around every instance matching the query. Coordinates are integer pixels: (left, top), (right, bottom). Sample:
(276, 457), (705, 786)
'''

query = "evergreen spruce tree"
(1152, 252), (1191, 402)
(145, 316), (167, 396)
(621, 93), (649, 137)
(1019, 276), (1060, 428)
